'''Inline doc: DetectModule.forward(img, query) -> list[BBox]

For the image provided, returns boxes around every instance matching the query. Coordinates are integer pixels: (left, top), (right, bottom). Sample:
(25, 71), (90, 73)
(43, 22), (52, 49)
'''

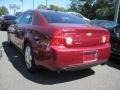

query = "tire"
(24, 43), (36, 72)
(7, 32), (12, 45)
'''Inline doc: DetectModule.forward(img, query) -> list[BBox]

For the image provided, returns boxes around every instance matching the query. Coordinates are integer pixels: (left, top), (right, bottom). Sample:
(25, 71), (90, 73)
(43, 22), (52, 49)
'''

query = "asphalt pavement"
(0, 31), (120, 90)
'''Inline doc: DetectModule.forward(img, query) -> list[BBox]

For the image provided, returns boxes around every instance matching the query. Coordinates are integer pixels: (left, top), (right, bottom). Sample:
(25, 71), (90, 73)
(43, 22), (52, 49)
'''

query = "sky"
(0, 0), (71, 15)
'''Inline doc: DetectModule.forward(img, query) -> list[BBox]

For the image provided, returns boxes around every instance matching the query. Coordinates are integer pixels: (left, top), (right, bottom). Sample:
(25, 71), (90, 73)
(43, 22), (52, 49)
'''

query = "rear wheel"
(24, 43), (36, 72)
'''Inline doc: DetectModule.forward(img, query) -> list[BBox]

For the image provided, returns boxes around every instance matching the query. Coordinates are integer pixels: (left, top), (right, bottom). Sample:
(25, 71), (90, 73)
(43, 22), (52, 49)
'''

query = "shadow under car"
(2, 41), (95, 85)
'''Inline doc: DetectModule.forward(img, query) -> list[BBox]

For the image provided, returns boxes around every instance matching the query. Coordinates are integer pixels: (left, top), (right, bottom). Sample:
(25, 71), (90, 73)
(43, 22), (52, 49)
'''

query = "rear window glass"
(4, 16), (16, 20)
(41, 11), (88, 24)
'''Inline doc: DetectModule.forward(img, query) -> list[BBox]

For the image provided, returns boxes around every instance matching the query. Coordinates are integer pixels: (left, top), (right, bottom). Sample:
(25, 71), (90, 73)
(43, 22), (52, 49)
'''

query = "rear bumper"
(34, 43), (111, 71)
(53, 44), (110, 66)
(57, 59), (107, 71)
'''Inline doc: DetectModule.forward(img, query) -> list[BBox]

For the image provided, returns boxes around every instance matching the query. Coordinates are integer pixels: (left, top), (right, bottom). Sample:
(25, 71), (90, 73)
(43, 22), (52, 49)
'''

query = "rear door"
(15, 12), (33, 49)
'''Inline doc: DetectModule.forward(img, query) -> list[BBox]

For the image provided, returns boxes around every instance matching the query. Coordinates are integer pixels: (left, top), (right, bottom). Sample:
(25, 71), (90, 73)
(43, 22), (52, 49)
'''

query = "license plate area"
(83, 50), (98, 63)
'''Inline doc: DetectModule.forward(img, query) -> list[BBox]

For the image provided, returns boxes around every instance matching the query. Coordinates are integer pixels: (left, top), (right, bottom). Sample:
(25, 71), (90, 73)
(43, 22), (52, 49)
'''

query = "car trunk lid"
(51, 23), (109, 47)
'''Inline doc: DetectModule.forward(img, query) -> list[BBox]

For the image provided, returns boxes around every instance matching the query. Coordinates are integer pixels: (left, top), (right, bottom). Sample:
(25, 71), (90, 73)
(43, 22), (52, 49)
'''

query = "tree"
(37, 4), (46, 9)
(0, 6), (9, 16)
(94, 0), (115, 19)
(69, 0), (115, 20)
(69, 0), (95, 14)
(49, 5), (65, 11)
(81, 1), (95, 19)
(16, 12), (22, 16)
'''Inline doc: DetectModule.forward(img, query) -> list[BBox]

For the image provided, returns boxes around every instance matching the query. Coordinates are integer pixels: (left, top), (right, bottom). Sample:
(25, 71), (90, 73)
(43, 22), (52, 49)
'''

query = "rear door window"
(16, 15), (23, 24)
(20, 12), (33, 24)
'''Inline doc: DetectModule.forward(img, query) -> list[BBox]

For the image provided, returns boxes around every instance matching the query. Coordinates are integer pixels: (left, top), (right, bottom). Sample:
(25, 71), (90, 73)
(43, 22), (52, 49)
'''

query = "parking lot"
(0, 31), (120, 90)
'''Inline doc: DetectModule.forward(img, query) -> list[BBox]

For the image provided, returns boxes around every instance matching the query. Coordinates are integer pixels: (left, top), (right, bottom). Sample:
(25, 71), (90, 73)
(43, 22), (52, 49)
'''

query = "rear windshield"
(41, 11), (88, 24)
(4, 16), (16, 20)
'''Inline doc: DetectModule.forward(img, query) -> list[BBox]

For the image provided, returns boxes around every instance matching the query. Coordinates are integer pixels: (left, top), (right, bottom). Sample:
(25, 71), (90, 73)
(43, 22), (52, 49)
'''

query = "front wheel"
(7, 32), (12, 45)
(24, 43), (36, 72)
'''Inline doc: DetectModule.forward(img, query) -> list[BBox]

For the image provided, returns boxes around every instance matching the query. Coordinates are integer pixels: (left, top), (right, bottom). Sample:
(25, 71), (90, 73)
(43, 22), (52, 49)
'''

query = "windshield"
(41, 11), (88, 24)
(4, 16), (16, 20)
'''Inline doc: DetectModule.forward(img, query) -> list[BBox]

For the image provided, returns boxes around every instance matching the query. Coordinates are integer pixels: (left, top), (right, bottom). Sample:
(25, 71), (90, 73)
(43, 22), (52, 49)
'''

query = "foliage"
(94, 0), (115, 20)
(49, 4), (65, 11)
(81, 1), (95, 19)
(69, 0), (115, 20)
(37, 4), (47, 9)
(37, 4), (65, 11)
(0, 6), (9, 16)
(69, 0), (94, 13)
(15, 12), (22, 16)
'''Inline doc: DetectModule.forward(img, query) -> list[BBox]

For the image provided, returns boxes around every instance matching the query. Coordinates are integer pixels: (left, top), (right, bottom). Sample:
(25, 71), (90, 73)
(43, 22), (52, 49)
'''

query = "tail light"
(51, 30), (64, 46)
(101, 33), (110, 44)
(51, 30), (110, 47)
(3, 20), (7, 23)
(101, 36), (106, 43)
(65, 37), (73, 45)
(52, 30), (75, 47)
(64, 33), (75, 46)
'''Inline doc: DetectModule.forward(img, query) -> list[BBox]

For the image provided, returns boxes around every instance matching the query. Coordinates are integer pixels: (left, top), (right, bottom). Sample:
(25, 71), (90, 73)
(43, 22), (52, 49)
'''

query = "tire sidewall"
(7, 32), (11, 45)
(24, 43), (36, 72)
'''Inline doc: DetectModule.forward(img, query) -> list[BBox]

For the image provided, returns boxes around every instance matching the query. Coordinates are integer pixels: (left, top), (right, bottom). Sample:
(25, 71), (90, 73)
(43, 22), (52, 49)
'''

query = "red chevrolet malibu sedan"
(8, 10), (111, 72)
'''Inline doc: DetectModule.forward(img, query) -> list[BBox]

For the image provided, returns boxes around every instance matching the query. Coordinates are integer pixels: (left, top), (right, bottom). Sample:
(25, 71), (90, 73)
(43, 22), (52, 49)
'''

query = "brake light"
(102, 36), (106, 43)
(52, 30), (64, 46)
(3, 20), (7, 23)
(101, 33), (110, 44)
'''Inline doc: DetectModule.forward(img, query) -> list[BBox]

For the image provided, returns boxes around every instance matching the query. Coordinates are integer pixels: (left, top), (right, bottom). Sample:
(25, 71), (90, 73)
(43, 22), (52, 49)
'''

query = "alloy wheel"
(25, 45), (32, 69)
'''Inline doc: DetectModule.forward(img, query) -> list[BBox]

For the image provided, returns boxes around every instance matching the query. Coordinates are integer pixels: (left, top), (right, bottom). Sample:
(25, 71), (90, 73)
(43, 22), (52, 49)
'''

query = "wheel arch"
(22, 35), (36, 52)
